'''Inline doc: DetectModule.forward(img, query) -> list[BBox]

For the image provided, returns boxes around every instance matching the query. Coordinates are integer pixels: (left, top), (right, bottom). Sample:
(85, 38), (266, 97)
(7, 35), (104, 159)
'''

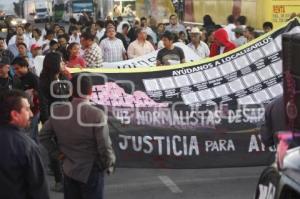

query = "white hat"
(162, 19), (169, 24)
(190, 27), (202, 34)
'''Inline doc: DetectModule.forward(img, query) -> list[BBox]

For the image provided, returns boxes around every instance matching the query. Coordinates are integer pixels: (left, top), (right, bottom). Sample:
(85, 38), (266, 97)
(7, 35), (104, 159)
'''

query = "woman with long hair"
(39, 52), (70, 192)
(39, 52), (70, 123)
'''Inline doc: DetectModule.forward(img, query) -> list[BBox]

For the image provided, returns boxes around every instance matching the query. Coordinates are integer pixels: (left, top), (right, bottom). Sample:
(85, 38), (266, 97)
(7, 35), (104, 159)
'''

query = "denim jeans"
(64, 166), (104, 199)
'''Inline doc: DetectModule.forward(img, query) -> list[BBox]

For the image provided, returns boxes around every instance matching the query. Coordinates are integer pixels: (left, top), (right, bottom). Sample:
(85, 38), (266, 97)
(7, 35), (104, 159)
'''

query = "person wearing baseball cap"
(187, 27), (210, 59)
(30, 44), (42, 58)
(0, 56), (21, 93)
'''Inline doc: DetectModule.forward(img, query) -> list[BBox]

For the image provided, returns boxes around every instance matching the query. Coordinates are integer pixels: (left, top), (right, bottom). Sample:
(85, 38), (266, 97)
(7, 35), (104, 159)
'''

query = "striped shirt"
(100, 38), (126, 62)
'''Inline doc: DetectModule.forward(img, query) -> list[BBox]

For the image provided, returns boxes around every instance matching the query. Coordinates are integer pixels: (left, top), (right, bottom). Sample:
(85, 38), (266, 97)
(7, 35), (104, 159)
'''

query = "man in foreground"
(0, 89), (49, 199)
(40, 74), (116, 199)
(12, 57), (40, 143)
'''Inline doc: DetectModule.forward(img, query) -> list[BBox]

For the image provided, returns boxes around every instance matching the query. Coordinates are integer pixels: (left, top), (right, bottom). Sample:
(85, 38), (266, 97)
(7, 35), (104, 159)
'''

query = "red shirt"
(67, 55), (86, 68)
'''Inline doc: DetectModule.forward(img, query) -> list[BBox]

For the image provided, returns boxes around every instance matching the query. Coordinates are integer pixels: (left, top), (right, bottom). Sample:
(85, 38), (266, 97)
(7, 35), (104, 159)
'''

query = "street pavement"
(48, 166), (264, 199)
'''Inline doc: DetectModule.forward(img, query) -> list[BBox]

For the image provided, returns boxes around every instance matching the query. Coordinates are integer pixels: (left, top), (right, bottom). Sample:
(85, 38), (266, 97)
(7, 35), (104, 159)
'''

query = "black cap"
(0, 56), (10, 66)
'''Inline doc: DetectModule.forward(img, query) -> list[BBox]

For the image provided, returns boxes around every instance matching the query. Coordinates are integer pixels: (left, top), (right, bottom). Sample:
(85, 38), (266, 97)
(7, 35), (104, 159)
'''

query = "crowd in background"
(0, 13), (274, 73)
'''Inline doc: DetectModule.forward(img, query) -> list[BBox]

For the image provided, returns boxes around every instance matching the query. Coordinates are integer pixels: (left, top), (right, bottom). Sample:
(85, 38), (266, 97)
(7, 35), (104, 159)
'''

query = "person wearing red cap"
(31, 44), (42, 58)
(30, 44), (44, 77)
(209, 28), (236, 57)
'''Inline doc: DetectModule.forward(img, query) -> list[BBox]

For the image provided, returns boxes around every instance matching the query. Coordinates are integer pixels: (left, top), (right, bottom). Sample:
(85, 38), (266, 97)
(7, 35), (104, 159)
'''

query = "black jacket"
(260, 96), (286, 147)
(0, 49), (14, 64)
(0, 74), (22, 94)
(39, 75), (70, 123)
(0, 124), (50, 199)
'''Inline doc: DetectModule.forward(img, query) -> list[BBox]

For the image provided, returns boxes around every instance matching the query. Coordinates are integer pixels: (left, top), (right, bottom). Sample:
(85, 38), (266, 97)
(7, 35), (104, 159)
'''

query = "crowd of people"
(1, 13), (274, 72)
(0, 13), (275, 199)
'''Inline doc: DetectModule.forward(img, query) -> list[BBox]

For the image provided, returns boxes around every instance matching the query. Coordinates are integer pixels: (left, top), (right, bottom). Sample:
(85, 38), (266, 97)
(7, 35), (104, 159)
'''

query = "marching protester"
(24, 23), (33, 41)
(140, 17), (158, 45)
(0, 89), (50, 199)
(31, 28), (44, 48)
(40, 74), (116, 199)
(30, 44), (44, 77)
(8, 25), (31, 47)
(39, 52), (70, 123)
(127, 28), (155, 59)
(69, 26), (81, 44)
(117, 16), (131, 33)
(39, 52), (70, 192)
(68, 18), (78, 35)
(128, 19), (140, 43)
(95, 20), (106, 42)
(16, 42), (36, 74)
(236, 16), (247, 29)
(263, 21), (274, 33)
(53, 23), (61, 39)
(67, 42), (86, 68)
(202, 14), (216, 32)
(232, 27), (247, 47)
(57, 27), (66, 38)
(244, 26), (257, 42)
(42, 30), (55, 53)
(80, 32), (103, 68)
(57, 35), (69, 61)
(100, 20), (129, 49)
(165, 14), (187, 37)
(7, 34), (26, 58)
(17, 43), (33, 64)
(187, 27), (210, 59)
(121, 23), (131, 47)
(178, 31), (188, 44)
(209, 28), (236, 57)
(260, 95), (286, 147)
(100, 25), (127, 62)
(43, 22), (52, 36)
(12, 57), (40, 143)
(0, 37), (14, 62)
(224, 15), (237, 42)
(43, 40), (59, 55)
(156, 31), (185, 66)
(0, 56), (21, 92)
(156, 23), (166, 41)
